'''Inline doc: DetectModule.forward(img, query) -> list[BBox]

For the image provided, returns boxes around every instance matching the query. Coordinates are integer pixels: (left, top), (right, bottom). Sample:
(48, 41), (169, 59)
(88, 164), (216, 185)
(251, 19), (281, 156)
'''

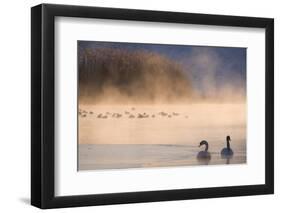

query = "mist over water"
(78, 43), (246, 104)
(79, 47), (193, 104)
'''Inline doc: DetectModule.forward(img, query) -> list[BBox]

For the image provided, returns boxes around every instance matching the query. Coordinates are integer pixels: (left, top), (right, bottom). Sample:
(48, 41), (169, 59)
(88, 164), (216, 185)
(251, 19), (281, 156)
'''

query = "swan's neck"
(204, 143), (209, 151)
(227, 140), (230, 150)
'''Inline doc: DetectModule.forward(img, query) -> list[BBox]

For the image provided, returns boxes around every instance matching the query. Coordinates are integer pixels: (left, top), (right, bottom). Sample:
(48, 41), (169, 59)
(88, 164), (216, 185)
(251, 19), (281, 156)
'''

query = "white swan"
(197, 140), (211, 159)
(221, 135), (233, 157)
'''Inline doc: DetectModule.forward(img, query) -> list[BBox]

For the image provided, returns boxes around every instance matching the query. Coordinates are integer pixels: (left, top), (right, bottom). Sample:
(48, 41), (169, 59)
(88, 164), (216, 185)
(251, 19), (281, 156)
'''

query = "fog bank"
(78, 45), (246, 104)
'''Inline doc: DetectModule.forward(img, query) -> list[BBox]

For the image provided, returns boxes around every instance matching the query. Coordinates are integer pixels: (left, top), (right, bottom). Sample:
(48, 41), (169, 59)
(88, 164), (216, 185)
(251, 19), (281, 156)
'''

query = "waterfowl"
(159, 112), (167, 116)
(138, 113), (144, 118)
(197, 140), (211, 159)
(221, 135), (233, 157)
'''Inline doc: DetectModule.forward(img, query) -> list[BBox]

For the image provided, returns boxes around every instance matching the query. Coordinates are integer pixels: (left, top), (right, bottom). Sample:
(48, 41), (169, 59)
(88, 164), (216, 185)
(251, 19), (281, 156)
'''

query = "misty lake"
(78, 104), (246, 170)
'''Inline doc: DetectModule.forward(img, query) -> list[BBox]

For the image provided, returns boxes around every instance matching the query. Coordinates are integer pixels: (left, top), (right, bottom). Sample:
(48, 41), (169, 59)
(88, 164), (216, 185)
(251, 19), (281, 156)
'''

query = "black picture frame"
(31, 3), (274, 209)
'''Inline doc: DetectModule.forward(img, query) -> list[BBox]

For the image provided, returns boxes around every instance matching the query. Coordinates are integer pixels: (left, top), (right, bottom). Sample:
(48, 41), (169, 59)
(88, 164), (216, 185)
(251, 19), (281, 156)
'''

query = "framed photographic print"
(31, 3), (274, 209)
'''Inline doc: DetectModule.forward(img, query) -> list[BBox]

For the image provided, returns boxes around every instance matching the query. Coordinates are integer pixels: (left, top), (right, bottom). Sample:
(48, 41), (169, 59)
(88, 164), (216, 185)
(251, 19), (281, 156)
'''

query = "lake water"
(78, 104), (246, 170)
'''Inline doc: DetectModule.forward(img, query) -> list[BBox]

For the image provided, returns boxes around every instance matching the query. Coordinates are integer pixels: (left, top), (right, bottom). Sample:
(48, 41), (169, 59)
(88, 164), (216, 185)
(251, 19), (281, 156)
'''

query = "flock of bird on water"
(79, 107), (234, 161)
(79, 107), (189, 119)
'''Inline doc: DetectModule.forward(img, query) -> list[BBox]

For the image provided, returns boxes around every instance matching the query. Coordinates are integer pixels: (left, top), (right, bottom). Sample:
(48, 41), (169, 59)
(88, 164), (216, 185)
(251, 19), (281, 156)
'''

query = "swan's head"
(226, 135), (231, 142)
(199, 140), (208, 147)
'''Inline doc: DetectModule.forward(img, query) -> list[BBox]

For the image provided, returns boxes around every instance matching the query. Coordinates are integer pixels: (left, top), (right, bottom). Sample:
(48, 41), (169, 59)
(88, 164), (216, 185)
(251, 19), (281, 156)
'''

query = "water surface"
(78, 104), (246, 170)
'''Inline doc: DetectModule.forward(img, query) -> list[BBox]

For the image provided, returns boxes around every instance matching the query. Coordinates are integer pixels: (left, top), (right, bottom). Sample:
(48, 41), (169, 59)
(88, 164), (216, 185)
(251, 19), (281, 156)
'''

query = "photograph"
(30, 3), (274, 209)
(78, 41), (247, 170)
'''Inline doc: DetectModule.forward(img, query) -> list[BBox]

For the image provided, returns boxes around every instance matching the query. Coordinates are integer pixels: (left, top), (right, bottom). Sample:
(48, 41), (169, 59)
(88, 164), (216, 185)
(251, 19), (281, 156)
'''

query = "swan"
(221, 135), (233, 157)
(197, 140), (211, 159)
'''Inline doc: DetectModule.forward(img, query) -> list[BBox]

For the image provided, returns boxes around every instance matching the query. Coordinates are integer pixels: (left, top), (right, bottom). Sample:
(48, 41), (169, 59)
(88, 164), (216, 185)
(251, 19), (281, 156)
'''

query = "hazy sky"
(79, 41), (246, 76)
(79, 41), (246, 100)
